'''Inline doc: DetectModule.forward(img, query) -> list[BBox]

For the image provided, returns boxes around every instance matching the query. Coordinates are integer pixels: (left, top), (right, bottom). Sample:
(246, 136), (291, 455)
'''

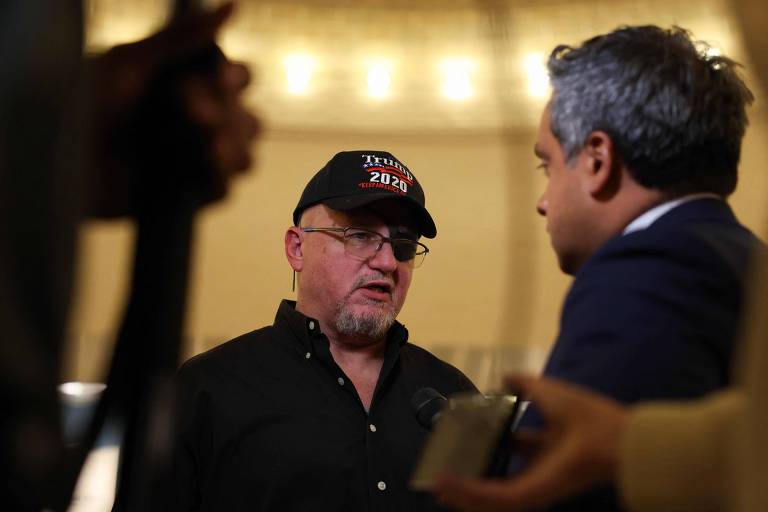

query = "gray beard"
(334, 296), (396, 341)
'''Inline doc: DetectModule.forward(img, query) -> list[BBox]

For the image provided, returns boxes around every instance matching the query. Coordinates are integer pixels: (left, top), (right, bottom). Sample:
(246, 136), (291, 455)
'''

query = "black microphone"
(411, 387), (447, 430)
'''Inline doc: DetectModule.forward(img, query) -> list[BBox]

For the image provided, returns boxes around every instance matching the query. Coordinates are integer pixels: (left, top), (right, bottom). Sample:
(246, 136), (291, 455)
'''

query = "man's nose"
(367, 241), (399, 272)
(536, 196), (548, 216)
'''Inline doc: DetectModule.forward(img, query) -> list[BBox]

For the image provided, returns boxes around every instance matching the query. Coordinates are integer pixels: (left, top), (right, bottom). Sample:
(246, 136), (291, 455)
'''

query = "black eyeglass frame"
(300, 226), (429, 268)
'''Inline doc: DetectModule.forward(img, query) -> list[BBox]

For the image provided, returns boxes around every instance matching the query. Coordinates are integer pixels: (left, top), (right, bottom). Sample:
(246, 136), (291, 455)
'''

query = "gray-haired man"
(436, 24), (761, 512)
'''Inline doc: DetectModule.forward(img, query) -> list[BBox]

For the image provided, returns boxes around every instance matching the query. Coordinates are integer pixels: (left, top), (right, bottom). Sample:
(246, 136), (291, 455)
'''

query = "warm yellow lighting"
(283, 54), (316, 95)
(86, 18), (164, 51)
(524, 53), (550, 98)
(367, 61), (393, 99)
(440, 59), (474, 100)
(703, 46), (725, 69)
(701, 45), (725, 69)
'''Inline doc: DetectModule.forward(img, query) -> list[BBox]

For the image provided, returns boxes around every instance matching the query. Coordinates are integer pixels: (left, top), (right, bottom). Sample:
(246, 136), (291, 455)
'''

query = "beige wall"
(732, 114), (768, 237)
(66, 128), (569, 384)
(65, 108), (768, 388)
(64, 0), (768, 391)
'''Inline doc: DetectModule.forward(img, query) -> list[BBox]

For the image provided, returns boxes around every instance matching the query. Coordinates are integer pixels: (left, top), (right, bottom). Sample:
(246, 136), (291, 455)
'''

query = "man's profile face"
(534, 104), (592, 275)
(297, 203), (415, 342)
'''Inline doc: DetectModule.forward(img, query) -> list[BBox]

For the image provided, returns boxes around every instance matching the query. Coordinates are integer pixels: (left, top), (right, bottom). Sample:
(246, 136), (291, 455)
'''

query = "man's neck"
(327, 334), (387, 368)
(598, 180), (671, 245)
(568, 178), (669, 274)
(327, 334), (387, 410)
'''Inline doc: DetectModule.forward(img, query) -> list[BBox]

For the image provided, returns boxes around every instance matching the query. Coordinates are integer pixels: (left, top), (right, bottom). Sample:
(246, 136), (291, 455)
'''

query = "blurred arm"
(620, 391), (743, 512)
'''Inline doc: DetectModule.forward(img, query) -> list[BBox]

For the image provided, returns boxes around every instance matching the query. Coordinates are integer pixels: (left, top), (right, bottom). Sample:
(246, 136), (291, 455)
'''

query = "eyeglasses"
(301, 227), (429, 268)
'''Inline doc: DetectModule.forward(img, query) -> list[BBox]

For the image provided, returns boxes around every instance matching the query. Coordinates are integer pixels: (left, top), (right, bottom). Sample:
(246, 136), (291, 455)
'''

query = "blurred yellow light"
(440, 58), (474, 100)
(367, 61), (393, 99)
(60, 382), (87, 396)
(524, 53), (549, 98)
(283, 54), (316, 95)
(701, 45), (724, 69)
(705, 46), (722, 57)
(58, 382), (106, 400)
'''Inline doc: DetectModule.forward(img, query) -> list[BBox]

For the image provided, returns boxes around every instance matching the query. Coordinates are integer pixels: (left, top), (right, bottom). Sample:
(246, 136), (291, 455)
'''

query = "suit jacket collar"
(575, 197), (740, 279)
(648, 197), (736, 228)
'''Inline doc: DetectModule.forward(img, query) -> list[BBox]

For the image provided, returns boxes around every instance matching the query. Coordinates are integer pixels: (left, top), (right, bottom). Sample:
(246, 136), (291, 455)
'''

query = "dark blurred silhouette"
(0, 2), (258, 510)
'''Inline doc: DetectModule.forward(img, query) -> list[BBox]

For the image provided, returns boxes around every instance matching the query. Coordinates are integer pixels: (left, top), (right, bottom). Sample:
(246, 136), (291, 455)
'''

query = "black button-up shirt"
(173, 300), (477, 511)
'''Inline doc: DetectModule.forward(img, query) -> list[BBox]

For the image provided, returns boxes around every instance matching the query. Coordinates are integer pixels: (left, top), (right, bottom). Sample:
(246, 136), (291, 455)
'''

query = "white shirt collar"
(622, 193), (722, 236)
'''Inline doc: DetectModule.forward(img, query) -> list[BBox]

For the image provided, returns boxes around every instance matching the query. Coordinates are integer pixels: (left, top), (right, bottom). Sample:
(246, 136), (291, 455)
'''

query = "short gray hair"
(547, 25), (754, 196)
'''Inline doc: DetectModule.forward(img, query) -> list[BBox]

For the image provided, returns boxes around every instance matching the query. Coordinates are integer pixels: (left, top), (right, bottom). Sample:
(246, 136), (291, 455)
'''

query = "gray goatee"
(334, 273), (396, 340)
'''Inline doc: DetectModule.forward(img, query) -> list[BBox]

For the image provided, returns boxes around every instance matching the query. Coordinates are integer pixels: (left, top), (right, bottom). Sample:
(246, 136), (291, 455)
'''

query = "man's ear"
(285, 227), (303, 271)
(580, 130), (619, 198)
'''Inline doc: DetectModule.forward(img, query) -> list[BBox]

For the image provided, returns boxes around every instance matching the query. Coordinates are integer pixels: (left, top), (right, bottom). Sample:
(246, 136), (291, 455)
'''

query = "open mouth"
(358, 280), (393, 297)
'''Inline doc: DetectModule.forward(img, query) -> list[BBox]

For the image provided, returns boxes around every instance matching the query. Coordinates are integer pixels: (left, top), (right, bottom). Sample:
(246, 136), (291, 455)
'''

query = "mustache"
(352, 272), (395, 291)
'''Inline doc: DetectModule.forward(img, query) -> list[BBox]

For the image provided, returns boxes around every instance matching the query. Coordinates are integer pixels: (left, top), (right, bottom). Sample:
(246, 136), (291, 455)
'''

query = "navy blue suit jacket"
(520, 198), (761, 511)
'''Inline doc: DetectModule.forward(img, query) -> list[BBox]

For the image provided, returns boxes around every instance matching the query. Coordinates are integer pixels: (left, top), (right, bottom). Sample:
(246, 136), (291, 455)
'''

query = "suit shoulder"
(626, 214), (755, 253)
(582, 220), (760, 286)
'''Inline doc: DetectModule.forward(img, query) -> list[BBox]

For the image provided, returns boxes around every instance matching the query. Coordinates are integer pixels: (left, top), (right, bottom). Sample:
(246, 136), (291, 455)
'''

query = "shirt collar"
(622, 193), (722, 236)
(273, 299), (409, 353)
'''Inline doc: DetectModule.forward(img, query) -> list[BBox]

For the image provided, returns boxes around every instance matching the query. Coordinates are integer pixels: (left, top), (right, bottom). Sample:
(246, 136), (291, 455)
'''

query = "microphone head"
(411, 387), (447, 430)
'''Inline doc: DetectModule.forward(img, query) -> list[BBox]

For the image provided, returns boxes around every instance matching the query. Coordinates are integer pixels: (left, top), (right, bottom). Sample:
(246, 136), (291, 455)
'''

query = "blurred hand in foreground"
(89, 1), (260, 217)
(433, 375), (629, 512)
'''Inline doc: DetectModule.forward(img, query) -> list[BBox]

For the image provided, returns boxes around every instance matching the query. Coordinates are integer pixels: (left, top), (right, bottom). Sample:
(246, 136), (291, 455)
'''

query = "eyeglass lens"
(343, 229), (425, 267)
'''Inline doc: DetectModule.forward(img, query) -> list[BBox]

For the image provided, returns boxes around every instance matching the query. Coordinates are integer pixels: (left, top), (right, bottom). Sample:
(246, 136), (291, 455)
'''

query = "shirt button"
(377, 481), (386, 491)
(337, 377), (345, 386)
(308, 321), (315, 330)
(369, 423), (377, 433)
(305, 352), (311, 359)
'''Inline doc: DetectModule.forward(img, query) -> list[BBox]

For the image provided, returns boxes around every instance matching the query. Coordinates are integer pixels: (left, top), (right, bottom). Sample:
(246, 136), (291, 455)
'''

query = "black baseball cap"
(293, 150), (437, 238)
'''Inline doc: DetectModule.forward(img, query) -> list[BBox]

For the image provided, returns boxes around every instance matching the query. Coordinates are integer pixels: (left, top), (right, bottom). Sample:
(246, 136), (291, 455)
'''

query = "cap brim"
(323, 193), (437, 239)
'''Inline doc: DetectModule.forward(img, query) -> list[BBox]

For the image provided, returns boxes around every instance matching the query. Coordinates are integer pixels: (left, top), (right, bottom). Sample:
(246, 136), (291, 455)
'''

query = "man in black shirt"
(174, 150), (477, 511)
